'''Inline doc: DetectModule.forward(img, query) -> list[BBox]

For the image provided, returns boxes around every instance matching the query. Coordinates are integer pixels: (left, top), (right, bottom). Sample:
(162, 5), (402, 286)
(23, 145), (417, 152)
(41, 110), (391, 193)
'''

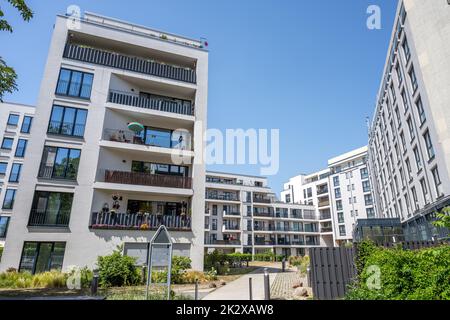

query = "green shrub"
(32, 271), (67, 288)
(0, 246), (3, 262)
(0, 269), (69, 289)
(346, 245), (450, 300)
(97, 247), (141, 287)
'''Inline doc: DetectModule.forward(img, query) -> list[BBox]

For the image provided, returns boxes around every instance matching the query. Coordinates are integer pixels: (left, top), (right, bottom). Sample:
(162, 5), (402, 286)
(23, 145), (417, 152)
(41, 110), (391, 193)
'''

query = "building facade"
(205, 171), (332, 257)
(0, 103), (35, 246)
(281, 146), (374, 245)
(367, 0), (450, 241)
(0, 12), (209, 272)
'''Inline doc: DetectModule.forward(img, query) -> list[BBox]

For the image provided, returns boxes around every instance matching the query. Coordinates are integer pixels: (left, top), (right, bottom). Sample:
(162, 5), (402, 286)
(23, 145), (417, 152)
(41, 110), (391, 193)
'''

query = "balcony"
(254, 225), (275, 231)
(223, 225), (240, 231)
(206, 240), (241, 246)
(254, 239), (275, 246)
(303, 211), (318, 220)
(316, 186), (329, 195)
(63, 43), (196, 84)
(103, 170), (192, 189)
(108, 90), (194, 116)
(253, 197), (271, 204)
(28, 209), (71, 227)
(321, 227), (333, 233)
(253, 211), (274, 218)
(90, 212), (191, 231)
(318, 200), (330, 208)
(205, 193), (239, 202)
(319, 212), (332, 220)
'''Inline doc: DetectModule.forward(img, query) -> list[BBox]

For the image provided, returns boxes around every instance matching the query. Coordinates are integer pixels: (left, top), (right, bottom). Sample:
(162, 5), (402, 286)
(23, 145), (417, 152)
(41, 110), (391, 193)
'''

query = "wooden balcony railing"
(103, 170), (192, 189)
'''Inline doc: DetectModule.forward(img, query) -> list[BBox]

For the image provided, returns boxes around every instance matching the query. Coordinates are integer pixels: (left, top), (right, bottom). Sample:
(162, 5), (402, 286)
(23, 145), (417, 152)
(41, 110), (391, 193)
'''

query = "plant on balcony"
(139, 223), (150, 230)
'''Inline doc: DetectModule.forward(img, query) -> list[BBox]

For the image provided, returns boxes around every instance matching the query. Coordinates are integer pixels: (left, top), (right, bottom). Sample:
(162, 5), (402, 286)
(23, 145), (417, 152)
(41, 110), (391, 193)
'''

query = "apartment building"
(367, 0), (450, 241)
(0, 103), (35, 246)
(0, 12), (208, 273)
(281, 146), (374, 245)
(205, 171), (331, 257)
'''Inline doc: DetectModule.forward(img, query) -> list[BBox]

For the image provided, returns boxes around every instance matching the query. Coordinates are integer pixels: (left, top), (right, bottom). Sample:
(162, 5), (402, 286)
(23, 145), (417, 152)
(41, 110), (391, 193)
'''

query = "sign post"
(145, 225), (173, 300)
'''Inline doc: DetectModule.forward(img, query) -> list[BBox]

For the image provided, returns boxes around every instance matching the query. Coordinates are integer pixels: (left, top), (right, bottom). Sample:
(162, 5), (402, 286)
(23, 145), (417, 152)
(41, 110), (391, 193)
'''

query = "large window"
(364, 194), (373, 206)
(415, 97), (426, 125)
(1, 137), (13, 150)
(339, 225), (346, 236)
(334, 188), (341, 199)
(409, 66), (418, 92)
(423, 130), (435, 160)
(336, 200), (343, 211)
(360, 167), (369, 179)
(2, 189), (16, 209)
(0, 162), (7, 175)
(29, 191), (74, 227)
(407, 117), (415, 141)
(7, 114), (19, 126)
(131, 161), (188, 177)
(402, 37), (411, 62)
(47, 105), (87, 137)
(9, 163), (22, 182)
(413, 146), (422, 171)
(56, 68), (93, 99)
(19, 242), (66, 274)
(15, 139), (27, 157)
(21, 116), (33, 133)
(431, 167), (443, 197)
(0, 216), (10, 238)
(362, 180), (371, 193)
(39, 146), (81, 180)
(333, 176), (340, 187)
(366, 207), (375, 218)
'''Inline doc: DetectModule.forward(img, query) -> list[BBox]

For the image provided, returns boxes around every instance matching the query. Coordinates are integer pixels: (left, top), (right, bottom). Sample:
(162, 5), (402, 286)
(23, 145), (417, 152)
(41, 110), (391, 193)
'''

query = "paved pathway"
(270, 271), (306, 300)
(202, 265), (280, 300)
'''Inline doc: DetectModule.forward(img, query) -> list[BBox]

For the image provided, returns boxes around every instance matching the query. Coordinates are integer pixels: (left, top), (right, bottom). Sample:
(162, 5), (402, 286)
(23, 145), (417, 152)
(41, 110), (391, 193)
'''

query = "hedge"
(346, 240), (450, 300)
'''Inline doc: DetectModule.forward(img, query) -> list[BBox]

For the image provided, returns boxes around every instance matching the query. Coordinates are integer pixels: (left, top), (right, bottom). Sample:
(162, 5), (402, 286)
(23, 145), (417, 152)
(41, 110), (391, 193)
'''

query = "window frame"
(20, 116), (33, 133)
(1, 137), (14, 150)
(55, 68), (94, 100)
(2, 189), (17, 209)
(7, 114), (20, 126)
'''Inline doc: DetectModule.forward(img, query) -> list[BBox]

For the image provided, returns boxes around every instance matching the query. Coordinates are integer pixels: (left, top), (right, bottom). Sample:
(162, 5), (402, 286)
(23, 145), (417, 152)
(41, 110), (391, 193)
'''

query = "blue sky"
(1, 0), (397, 195)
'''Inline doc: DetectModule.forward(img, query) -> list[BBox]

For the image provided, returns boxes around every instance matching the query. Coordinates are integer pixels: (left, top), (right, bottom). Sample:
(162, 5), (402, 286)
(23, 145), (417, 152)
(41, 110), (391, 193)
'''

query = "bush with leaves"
(97, 247), (141, 287)
(346, 244), (450, 300)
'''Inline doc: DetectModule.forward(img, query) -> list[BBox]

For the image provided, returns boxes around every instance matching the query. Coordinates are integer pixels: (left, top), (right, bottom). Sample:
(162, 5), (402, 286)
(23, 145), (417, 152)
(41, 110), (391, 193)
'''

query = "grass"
(102, 286), (192, 300)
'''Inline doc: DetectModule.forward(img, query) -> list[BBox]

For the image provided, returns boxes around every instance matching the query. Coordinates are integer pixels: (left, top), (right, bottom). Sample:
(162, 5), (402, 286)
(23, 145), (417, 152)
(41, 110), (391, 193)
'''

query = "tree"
(432, 206), (450, 229)
(0, 0), (33, 101)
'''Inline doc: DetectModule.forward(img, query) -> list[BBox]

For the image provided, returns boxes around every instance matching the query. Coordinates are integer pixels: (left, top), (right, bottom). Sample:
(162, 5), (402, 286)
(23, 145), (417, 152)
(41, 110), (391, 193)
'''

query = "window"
(307, 188), (312, 198)
(360, 167), (369, 179)
(333, 176), (340, 187)
(211, 218), (217, 231)
(15, 139), (27, 157)
(401, 89), (409, 112)
(2, 189), (16, 209)
(402, 37), (411, 62)
(334, 188), (341, 199)
(415, 97), (426, 125)
(411, 186), (419, 210)
(0, 162), (7, 175)
(7, 114), (20, 126)
(29, 191), (74, 227)
(390, 83), (396, 102)
(413, 146), (422, 171)
(1, 137), (14, 150)
(396, 63), (403, 84)
(0, 216), (10, 237)
(431, 167), (443, 197)
(400, 131), (406, 153)
(362, 180), (371, 193)
(407, 117), (415, 141)
(285, 194), (291, 203)
(420, 178), (429, 205)
(19, 242), (66, 274)
(364, 194), (373, 206)
(366, 208), (375, 218)
(395, 106), (401, 126)
(56, 68), (94, 99)
(47, 105), (87, 137)
(339, 225), (346, 236)
(423, 130), (435, 160)
(405, 158), (412, 180)
(336, 200), (343, 211)
(409, 66), (418, 92)
(38, 146), (81, 180)
(9, 163), (22, 182)
(131, 161), (188, 177)
(337, 212), (344, 223)
(21, 116), (33, 133)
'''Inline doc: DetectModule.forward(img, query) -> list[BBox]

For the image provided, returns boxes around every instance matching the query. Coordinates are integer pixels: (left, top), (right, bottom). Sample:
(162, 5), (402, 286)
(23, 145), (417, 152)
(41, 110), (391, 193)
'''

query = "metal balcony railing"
(205, 240), (241, 245)
(108, 90), (194, 116)
(28, 209), (71, 227)
(205, 194), (240, 201)
(90, 212), (191, 231)
(63, 43), (196, 83)
(103, 170), (192, 189)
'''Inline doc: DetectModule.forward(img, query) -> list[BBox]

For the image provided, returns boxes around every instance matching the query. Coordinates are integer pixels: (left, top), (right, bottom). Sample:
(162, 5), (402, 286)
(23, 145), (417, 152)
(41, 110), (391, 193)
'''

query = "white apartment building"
(205, 171), (331, 257)
(281, 146), (374, 245)
(0, 103), (35, 246)
(0, 12), (208, 273)
(367, 0), (450, 241)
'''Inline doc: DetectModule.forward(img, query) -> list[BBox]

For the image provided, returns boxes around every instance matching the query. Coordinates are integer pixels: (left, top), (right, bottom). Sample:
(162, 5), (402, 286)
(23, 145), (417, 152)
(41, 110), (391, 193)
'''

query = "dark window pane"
(19, 242), (39, 273)
(61, 107), (76, 135)
(3, 189), (16, 209)
(56, 69), (71, 95)
(66, 149), (81, 179)
(0, 162), (7, 175)
(53, 148), (69, 178)
(21, 116), (33, 133)
(0, 216), (10, 237)
(74, 109), (87, 137)
(80, 73), (93, 99)
(15, 139), (27, 157)
(48, 106), (64, 134)
(145, 128), (171, 148)
(9, 163), (22, 182)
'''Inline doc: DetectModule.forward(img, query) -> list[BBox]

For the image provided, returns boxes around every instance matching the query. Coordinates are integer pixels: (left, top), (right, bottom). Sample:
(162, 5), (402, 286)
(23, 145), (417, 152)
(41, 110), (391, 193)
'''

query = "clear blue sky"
(1, 0), (397, 195)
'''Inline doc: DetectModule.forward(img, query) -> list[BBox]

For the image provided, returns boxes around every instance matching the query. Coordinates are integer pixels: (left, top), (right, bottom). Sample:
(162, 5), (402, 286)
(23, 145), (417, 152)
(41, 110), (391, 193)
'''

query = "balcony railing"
(303, 211), (318, 220)
(108, 90), (194, 116)
(90, 212), (191, 231)
(205, 194), (240, 201)
(103, 170), (192, 189)
(316, 187), (329, 195)
(254, 239), (275, 245)
(253, 211), (274, 218)
(223, 211), (241, 216)
(318, 201), (330, 207)
(28, 209), (71, 227)
(253, 197), (271, 204)
(320, 212), (332, 220)
(321, 227), (333, 233)
(223, 225), (240, 231)
(63, 43), (196, 84)
(205, 240), (241, 245)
